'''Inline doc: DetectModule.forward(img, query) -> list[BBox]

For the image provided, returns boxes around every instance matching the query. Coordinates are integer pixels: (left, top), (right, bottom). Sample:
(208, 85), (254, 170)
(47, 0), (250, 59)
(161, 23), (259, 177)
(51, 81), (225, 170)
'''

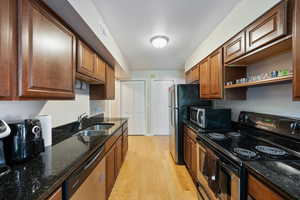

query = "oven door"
(219, 160), (240, 200)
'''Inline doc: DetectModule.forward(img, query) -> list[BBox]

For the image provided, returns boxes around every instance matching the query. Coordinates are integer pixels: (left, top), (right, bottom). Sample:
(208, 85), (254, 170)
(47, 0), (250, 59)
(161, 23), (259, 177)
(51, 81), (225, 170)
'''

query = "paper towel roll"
(36, 115), (52, 147)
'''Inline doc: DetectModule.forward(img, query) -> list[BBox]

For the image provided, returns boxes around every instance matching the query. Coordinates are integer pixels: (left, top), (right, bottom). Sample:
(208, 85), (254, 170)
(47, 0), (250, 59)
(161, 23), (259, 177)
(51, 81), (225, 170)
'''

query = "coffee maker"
(0, 120), (11, 177)
(4, 119), (45, 164)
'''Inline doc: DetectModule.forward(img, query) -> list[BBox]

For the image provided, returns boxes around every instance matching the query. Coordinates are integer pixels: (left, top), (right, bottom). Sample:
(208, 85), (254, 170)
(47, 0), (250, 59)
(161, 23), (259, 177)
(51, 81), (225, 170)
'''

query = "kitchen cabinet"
(245, 1), (287, 53)
(0, 0), (17, 99)
(94, 55), (106, 83)
(199, 49), (223, 99)
(122, 128), (128, 161)
(293, 0), (300, 101)
(209, 49), (224, 99)
(90, 65), (115, 100)
(183, 126), (198, 180)
(199, 59), (210, 98)
(185, 65), (199, 83)
(106, 144), (116, 198)
(248, 174), (284, 200)
(19, 0), (76, 99)
(115, 136), (123, 177)
(224, 31), (246, 63)
(47, 188), (62, 200)
(77, 40), (95, 78)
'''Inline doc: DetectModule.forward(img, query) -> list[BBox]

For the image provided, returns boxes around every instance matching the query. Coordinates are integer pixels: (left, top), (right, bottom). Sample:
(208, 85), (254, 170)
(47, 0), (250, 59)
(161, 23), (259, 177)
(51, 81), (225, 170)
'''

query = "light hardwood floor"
(109, 136), (200, 200)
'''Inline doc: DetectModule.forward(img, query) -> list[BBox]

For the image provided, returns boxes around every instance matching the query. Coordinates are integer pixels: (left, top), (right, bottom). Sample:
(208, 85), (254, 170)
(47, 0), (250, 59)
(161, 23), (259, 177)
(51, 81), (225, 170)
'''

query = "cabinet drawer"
(47, 188), (62, 200)
(248, 174), (284, 200)
(245, 1), (287, 52)
(224, 31), (246, 63)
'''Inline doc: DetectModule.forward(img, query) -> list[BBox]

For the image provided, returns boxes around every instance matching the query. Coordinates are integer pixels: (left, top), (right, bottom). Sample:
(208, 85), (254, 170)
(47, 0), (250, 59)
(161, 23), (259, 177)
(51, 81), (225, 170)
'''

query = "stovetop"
(197, 129), (300, 164)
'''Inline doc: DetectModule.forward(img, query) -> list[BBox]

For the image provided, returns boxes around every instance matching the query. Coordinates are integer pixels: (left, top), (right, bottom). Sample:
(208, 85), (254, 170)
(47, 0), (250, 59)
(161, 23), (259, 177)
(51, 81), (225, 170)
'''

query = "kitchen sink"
(85, 123), (114, 131)
(74, 123), (115, 137)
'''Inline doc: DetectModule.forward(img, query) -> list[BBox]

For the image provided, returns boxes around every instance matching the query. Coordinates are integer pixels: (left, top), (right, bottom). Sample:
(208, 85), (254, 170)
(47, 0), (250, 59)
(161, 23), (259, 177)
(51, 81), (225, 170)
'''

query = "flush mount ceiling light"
(150, 35), (169, 48)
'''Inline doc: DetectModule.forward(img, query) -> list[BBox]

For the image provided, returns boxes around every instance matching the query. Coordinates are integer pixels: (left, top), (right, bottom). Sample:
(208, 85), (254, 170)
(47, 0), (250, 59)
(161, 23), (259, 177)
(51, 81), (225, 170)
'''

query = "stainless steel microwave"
(189, 107), (232, 129)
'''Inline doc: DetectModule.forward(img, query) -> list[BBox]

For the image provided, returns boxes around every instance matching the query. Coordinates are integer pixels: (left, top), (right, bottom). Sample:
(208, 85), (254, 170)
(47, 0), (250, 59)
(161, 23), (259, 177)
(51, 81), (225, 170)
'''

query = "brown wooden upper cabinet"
(185, 65), (199, 83)
(245, 1), (287, 53)
(90, 65), (115, 100)
(77, 40), (95, 78)
(224, 31), (246, 63)
(94, 55), (106, 83)
(199, 49), (223, 99)
(0, 0), (17, 99)
(19, 0), (76, 99)
(293, 0), (300, 101)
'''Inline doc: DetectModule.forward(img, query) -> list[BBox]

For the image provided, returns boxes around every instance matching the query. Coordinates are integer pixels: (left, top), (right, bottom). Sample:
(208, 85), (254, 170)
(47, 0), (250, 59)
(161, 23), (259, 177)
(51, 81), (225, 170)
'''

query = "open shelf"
(225, 75), (293, 89)
(226, 35), (292, 67)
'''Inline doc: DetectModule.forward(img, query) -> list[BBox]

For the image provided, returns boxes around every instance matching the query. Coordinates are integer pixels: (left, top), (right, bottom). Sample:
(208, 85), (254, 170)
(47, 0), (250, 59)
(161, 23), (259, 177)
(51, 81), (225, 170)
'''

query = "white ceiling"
(92, 0), (239, 70)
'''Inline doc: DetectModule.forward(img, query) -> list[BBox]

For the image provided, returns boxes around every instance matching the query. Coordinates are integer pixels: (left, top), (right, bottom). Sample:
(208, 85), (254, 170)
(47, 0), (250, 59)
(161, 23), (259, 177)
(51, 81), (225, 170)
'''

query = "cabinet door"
(106, 66), (115, 100)
(199, 59), (210, 98)
(245, 1), (287, 52)
(183, 135), (188, 165)
(224, 31), (246, 63)
(19, 0), (75, 99)
(122, 129), (128, 161)
(77, 40), (95, 77)
(47, 188), (62, 200)
(191, 140), (198, 179)
(94, 55), (106, 82)
(106, 145), (116, 198)
(209, 49), (224, 99)
(293, 0), (300, 101)
(192, 66), (199, 83)
(248, 174), (284, 200)
(115, 137), (123, 177)
(0, 0), (17, 99)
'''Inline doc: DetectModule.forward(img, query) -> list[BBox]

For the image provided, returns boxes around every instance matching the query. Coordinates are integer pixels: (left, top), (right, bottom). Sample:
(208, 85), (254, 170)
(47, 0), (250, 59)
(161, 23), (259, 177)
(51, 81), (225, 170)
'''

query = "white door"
(151, 80), (174, 135)
(121, 81), (146, 135)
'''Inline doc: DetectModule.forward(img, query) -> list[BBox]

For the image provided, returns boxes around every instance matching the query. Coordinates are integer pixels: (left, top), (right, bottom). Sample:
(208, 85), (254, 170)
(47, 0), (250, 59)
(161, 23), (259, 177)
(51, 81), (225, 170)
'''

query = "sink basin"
(85, 123), (114, 131)
(75, 130), (106, 137)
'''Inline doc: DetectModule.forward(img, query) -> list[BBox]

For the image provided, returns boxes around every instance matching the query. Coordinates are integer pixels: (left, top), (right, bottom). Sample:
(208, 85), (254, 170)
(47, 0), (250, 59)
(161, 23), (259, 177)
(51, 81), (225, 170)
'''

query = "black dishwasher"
(63, 145), (105, 200)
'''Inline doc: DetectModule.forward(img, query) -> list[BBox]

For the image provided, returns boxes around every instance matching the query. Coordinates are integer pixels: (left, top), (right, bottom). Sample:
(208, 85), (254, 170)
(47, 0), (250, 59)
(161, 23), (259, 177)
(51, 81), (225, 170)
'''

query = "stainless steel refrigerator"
(168, 84), (211, 164)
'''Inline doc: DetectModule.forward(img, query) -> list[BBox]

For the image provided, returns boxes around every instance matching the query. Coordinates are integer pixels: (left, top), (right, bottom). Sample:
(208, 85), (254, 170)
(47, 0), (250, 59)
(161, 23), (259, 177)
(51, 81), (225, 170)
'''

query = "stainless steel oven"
(190, 107), (231, 129)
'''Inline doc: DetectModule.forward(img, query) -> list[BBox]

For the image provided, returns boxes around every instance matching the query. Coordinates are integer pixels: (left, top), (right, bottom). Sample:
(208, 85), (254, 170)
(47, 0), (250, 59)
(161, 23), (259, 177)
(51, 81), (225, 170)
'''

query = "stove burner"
(227, 132), (241, 137)
(234, 148), (257, 158)
(255, 146), (287, 156)
(208, 133), (226, 140)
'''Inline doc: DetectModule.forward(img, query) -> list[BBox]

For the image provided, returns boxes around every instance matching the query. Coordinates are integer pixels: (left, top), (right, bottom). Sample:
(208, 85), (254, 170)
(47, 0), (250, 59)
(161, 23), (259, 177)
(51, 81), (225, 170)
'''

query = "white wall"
(118, 70), (185, 135)
(215, 51), (300, 121)
(185, 0), (281, 71)
(67, 0), (129, 73)
(0, 89), (90, 127)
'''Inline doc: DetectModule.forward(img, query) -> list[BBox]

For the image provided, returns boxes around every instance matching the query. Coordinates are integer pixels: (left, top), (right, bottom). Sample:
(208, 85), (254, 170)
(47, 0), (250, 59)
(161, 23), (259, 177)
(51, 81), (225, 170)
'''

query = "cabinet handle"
(84, 148), (103, 170)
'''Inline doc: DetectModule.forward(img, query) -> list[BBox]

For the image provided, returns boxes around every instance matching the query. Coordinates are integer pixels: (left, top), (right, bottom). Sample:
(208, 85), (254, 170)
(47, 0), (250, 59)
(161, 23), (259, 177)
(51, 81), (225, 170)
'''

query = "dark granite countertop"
(245, 160), (300, 200)
(0, 117), (128, 200)
(183, 120), (300, 200)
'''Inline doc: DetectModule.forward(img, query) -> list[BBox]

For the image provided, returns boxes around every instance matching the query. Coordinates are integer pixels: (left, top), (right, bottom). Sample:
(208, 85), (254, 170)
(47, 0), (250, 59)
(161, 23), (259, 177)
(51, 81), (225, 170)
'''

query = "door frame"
(150, 79), (174, 135)
(120, 80), (147, 135)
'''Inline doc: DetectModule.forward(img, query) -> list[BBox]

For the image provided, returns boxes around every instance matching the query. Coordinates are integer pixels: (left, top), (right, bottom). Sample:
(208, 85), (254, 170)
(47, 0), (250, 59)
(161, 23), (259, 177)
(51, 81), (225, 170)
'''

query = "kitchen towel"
(36, 115), (52, 147)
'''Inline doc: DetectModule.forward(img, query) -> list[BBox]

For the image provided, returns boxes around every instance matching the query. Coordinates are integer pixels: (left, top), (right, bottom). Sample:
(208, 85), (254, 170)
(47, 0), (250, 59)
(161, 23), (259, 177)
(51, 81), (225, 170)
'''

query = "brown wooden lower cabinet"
(122, 128), (129, 161)
(106, 143), (116, 198)
(248, 174), (284, 200)
(183, 126), (198, 180)
(115, 137), (123, 177)
(47, 188), (62, 200)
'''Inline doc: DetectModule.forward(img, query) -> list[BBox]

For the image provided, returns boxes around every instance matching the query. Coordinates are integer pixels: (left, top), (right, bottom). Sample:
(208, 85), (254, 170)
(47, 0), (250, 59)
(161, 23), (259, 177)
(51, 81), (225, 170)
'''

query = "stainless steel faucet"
(78, 112), (89, 129)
